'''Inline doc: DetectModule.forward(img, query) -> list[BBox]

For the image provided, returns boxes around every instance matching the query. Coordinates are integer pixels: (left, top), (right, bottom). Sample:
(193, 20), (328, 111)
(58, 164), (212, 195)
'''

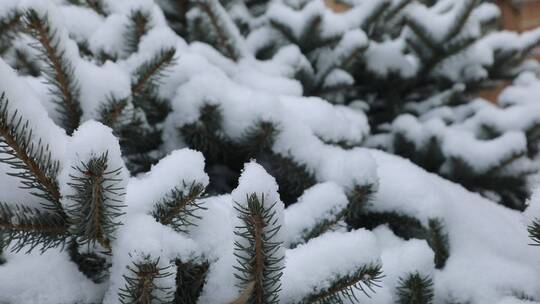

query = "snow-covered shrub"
(0, 0), (539, 303)
(201, 0), (540, 210)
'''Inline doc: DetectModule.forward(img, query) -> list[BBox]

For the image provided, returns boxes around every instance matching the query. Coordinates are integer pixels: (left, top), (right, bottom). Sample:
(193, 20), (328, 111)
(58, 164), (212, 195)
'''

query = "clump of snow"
(280, 229), (381, 303)
(284, 182), (348, 246)
(0, 59), (67, 164)
(126, 148), (209, 215)
(369, 150), (540, 303)
(59, 120), (128, 213)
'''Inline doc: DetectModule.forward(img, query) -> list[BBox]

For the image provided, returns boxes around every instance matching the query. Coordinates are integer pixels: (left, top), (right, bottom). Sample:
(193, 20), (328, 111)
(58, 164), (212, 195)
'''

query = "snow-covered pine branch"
(0, 0), (540, 303)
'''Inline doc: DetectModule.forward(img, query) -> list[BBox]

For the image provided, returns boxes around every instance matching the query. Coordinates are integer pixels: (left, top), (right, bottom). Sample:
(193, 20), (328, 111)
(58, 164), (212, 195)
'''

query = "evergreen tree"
(0, 1), (539, 303)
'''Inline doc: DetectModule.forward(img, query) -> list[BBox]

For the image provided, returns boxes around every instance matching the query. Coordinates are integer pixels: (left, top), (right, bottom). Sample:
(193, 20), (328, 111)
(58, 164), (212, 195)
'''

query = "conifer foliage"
(0, 0), (539, 304)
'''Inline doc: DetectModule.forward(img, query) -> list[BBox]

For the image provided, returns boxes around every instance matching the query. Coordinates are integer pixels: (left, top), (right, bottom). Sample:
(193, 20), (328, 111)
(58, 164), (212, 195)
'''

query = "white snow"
(280, 229), (381, 303)
(284, 182), (348, 247)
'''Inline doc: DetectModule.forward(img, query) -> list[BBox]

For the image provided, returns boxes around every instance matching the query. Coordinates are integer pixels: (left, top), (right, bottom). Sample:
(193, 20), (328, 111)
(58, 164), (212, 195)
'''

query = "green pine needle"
(0, 92), (63, 213)
(528, 219), (540, 246)
(98, 96), (131, 129)
(68, 240), (111, 283)
(132, 48), (176, 96)
(0, 10), (22, 54)
(233, 193), (284, 304)
(67, 0), (107, 16)
(66, 152), (125, 251)
(346, 183), (377, 224)
(131, 48), (175, 124)
(426, 218), (449, 269)
(0, 201), (69, 253)
(24, 9), (82, 134)
(291, 208), (346, 249)
(300, 263), (383, 304)
(119, 255), (173, 304)
(174, 259), (209, 303)
(396, 272), (434, 304)
(125, 9), (151, 55)
(151, 181), (207, 233)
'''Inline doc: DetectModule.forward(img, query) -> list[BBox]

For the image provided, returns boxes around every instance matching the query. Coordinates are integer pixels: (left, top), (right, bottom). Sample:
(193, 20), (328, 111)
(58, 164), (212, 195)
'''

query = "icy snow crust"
(0, 0), (540, 303)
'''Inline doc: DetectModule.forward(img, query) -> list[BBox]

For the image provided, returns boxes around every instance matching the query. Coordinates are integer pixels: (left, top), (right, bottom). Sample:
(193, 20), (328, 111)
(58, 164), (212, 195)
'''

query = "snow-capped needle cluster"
(0, 0), (540, 304)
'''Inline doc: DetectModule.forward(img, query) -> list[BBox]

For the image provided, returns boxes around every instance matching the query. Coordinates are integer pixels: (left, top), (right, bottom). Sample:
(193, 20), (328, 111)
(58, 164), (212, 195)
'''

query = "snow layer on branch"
(0, 59), (67, 162)
(168, 71), (377, 190)
(499, 72), (540, 107)
(364, 40), (418, 78)
(368, 150), (540, 303)
(280, 229), (381, 303)
(102, 152), (206, 304)
(88, 14), (128, 58)
(201, 163), (286, 303)
(374, 226), (435, 289)
(59, 120), (128, 212)
(267, 0), (385, 40)
(78, 61), (131, 121)
(232, 161), (282, 209)
(525, 188), (540, 222)
(405, 1), (498, 44)
(483, 28), (540, 58)
(231, 161), (285, 276)
(443, 130), (527, 173)
(392, 114), (529, 174)
(59, 5), (104, 44)
(0, 59), (68, 205)
(284, 182), (348, 246)
(103, 213), (199, 304)
(126, 148), (209, 214)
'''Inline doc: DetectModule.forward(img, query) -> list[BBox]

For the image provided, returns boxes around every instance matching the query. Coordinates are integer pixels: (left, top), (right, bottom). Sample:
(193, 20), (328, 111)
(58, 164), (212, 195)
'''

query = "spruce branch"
(119, 255), (173, 304)
(0, 10), (22, 53)
(66, 152), (125, 251)
(0, 237), (5, 265)
(0, 93), (63, 213)
(0, 202), (69, 253)
(132, 48), (176, 96)
(240, 121), (279, 157)
(174, 259), (209, 303)
(346, 183), (377, 224)
(426, 218), (449, 269)
(266, 153), (317, 206)
(98, 96), (131, 129)
(68, 240), (110, 283)
(24, 9), (82, 134)
(291, 208), (346, 249)
(125, 9), (151, 55)
(151, 181), (207, 233)
(180, 103), (236, 165)
(131, 48), (175, 124)
(195, 0), (245, 61)
(233, 193), (284, 304)
(528, 219), (540, 246)
(13, 48), (41, 77)
(396, 272), (434, 304)
(97, 96), (162, 174)
(360, 0), (390, 31)
(68, 0), (107, 16)
(0, 10), (21, 38)
(299, 263), (383, 303)
(444, 0), (477, 42)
